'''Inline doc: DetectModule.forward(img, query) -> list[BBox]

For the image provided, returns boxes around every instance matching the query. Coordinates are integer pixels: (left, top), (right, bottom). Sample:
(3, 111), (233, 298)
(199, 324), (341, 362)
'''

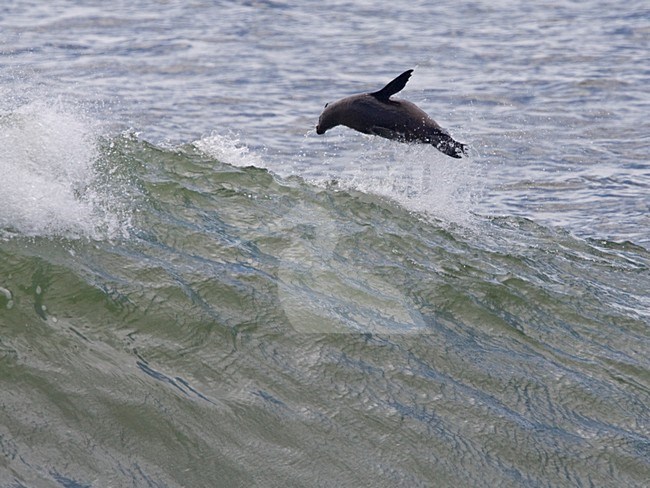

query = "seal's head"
(316, 100), (343, 135)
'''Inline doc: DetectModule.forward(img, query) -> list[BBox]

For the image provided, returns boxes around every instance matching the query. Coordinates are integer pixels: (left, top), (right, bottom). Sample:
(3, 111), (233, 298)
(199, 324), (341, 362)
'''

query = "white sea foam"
(0, 99), (130, 240)
(192, 131), (264, 168)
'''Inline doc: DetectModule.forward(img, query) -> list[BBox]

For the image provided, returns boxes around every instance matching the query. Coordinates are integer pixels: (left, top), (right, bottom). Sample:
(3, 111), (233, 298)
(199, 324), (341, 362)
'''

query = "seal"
(316, 69), (467, 158)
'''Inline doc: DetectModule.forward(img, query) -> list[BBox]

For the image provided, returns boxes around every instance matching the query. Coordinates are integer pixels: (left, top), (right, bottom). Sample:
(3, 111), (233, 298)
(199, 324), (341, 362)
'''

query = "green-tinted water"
(1, 135), (648, 487)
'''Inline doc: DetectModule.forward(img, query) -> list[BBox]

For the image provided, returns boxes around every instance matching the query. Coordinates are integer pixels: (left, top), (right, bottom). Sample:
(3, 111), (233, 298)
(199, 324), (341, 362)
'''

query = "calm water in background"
(0, 1), (649, 487)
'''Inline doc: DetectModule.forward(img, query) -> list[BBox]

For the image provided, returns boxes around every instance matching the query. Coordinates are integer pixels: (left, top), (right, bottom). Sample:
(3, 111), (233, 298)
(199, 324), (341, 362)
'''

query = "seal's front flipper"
(370, 69), (413, 101)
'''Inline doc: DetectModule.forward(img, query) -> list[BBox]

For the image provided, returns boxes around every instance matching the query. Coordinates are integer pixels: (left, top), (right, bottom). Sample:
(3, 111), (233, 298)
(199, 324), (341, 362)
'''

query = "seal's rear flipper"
(435, 137), (467, 159)
(370, 69), (414, 101)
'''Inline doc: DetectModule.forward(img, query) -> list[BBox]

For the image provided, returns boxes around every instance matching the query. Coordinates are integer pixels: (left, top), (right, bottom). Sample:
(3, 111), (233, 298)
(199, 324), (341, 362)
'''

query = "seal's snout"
(316, 125), (325, 135)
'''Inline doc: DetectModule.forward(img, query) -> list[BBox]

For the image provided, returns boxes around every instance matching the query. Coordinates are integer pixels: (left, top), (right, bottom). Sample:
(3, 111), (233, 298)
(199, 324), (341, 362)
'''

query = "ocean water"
(1, 1), (649, 487)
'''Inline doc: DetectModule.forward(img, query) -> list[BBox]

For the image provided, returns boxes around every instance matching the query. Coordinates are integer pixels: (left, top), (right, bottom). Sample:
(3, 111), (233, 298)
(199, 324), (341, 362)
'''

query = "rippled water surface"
(1, 1), (649, 487)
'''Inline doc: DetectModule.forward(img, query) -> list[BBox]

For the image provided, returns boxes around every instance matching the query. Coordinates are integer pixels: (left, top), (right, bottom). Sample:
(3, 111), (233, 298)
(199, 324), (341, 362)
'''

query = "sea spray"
(0, 99), (132, 240)
(318, 138), (485, 227)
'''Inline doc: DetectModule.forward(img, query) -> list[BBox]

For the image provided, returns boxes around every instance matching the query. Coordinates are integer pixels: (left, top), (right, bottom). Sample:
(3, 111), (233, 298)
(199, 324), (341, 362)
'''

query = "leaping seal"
(316, 69), (467, 158)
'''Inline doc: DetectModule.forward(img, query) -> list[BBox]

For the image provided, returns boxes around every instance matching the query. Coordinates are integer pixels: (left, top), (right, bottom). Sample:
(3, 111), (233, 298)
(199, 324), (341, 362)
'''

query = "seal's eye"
(324, 102), (329, 108)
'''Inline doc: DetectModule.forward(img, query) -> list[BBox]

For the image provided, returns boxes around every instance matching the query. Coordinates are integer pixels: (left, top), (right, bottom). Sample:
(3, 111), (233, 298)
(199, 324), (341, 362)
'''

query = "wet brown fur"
(316, 70), (466, 158)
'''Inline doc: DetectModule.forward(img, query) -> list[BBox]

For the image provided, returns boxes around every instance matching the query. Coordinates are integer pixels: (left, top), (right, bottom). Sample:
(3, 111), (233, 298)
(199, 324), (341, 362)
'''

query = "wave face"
(0, 131), (648, 487)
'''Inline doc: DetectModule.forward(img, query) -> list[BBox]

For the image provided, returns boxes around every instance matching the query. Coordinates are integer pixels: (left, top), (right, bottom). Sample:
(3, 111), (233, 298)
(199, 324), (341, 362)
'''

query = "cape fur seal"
(316, 69), (467, 158)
